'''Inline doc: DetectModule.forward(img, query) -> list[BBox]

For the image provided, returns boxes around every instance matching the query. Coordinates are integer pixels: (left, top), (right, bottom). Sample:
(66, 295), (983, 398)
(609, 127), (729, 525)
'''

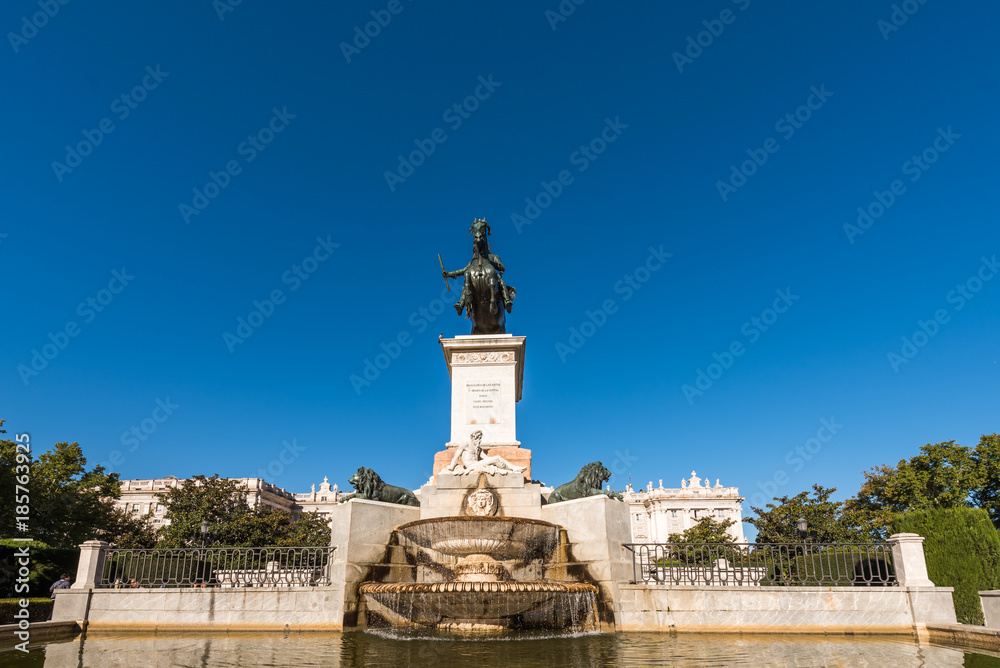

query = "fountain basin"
(359, 581), (597, 623)
(396, 516), (561, 562)
(360, 515), (597, 631)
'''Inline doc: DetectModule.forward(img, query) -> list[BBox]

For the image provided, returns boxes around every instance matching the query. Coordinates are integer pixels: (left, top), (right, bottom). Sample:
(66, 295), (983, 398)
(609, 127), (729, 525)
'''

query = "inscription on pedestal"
(466, 382), (501, 425)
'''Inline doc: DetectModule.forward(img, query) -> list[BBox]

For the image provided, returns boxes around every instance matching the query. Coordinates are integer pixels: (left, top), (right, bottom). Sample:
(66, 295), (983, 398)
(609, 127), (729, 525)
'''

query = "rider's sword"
(437, 253), (451, 292)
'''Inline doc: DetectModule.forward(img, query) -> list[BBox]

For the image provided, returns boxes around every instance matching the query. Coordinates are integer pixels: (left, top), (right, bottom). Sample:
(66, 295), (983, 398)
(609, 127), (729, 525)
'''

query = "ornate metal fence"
(98, 546), (334, 588)
(625, 543), (896, 586)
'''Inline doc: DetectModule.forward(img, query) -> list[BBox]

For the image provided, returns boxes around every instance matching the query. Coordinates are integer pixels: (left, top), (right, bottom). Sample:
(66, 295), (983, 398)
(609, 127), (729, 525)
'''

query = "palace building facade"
(622, 471), (745, 543)
(115, 476), (344, 529)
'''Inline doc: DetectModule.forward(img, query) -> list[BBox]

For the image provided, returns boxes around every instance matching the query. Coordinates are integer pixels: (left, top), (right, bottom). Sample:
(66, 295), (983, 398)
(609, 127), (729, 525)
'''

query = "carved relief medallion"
(466, 488), (498, 516)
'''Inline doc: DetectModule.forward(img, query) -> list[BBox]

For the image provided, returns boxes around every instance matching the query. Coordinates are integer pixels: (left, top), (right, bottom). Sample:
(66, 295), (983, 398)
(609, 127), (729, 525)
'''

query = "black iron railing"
(625, 543), (896, 586)
(98, 546), (334, 588)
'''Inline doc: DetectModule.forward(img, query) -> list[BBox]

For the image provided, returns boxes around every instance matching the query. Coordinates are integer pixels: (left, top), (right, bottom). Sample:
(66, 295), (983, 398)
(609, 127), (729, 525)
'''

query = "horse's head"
(469, 218), (491, 256)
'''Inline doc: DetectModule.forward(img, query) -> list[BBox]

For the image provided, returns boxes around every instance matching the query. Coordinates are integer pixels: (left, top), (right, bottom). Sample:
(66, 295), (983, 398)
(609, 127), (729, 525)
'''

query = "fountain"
(328, 240), (634, 633)
(359, 516), (598, 632)
(327, 334), (633, 634)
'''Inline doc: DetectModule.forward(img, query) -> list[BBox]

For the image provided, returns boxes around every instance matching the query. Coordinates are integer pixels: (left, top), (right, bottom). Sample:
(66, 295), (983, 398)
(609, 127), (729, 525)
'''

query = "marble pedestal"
(440, 334), (525, 449)
(421, 470), (543, 520)
(432, 446), (532, 483)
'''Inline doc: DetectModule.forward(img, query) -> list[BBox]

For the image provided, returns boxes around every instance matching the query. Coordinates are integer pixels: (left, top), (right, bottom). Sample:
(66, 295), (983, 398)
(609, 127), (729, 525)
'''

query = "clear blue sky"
(2, 1), (997, 536)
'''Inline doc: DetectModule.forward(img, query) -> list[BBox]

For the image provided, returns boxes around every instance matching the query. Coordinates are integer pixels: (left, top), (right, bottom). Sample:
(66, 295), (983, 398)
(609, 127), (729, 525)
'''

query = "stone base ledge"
(631, 624), (917, 635)
(0, 620), (82, 645)
(84, 622), (345, 632)
(620, 584), (953, 593)
(926, 623), (1000, 652)
(617, 584), (956, 632)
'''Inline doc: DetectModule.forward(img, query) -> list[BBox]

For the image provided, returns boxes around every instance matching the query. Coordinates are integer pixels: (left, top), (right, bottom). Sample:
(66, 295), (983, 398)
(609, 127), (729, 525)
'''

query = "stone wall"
(328, 498), (420, 627)
(617, 584), (957, 633)
(541, 495), (632, 628)
(53, 583), (958, 634)
(52, 588), (346, 631)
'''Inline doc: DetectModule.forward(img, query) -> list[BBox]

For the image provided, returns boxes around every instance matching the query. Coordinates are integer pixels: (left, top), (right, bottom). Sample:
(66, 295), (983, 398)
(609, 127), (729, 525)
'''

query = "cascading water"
(359, 516), (599, 633)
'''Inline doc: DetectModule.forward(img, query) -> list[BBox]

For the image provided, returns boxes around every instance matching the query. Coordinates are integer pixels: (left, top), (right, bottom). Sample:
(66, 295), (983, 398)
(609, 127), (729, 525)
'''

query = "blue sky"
(2, 1), (997, 535)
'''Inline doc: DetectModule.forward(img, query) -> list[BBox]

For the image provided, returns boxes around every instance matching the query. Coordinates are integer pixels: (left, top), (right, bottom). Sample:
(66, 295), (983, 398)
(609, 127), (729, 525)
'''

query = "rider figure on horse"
(443, 219), (514, 320)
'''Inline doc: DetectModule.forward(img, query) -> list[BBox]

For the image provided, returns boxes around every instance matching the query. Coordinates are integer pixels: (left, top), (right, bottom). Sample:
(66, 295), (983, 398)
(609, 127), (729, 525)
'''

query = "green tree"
(155, 475), (253, 547)
(227, 509), (331, 547)
(853, 440), (983, 515)
(1, 438), (154, 548)
(156, 475), (331, 547)
(747, 485), (876, 543)
(972, 433), (1000, 528)
(105, 507), (158, 548)
(667, 516), (736, 544)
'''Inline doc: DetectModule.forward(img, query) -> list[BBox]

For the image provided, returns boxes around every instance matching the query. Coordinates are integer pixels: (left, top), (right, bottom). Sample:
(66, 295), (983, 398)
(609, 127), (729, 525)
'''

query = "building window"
(670, 510), (677, 517)
(321, 496), (327, 502)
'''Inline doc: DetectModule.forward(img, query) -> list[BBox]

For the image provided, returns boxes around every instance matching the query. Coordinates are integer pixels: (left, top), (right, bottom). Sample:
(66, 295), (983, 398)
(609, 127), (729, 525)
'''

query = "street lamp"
(200, 520), (210, 548)
(795, 517), (816, 557)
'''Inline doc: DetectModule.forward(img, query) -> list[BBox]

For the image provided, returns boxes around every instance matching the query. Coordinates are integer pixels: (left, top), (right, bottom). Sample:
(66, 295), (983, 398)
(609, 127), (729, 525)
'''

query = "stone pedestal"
(71, 540), (109, 589)
(980, 591), (1000, 629)
(432, 446), (532, 482)
(421, 470), (543, 520)
(888, 533), (935, 587)
(328, 499), (420, 627)
(441, 334), (525, 449)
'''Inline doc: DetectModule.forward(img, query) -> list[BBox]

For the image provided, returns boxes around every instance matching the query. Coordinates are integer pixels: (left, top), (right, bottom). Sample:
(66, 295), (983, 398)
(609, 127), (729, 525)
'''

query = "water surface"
(4, 630), (1000, 667)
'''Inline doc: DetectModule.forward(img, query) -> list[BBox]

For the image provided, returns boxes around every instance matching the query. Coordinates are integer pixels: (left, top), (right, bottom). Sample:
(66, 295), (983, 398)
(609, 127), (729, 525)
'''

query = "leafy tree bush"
(972, 434), (1000, 528)
(0, 438), (156, 548)
(0, 598), (52, 624)
(0, 539), (78, 598)
(892, 507), (1000, 625)
(747, 485), (882, 543)
(853, 434), (1000, 530)
(667, 516), (736, 545)
(854, 441), (982, 513)
(156, 475), (330, 548)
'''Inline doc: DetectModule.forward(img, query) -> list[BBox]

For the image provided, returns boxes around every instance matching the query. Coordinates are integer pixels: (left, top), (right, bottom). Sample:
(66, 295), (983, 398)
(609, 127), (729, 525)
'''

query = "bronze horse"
(443, 219), (515, 335)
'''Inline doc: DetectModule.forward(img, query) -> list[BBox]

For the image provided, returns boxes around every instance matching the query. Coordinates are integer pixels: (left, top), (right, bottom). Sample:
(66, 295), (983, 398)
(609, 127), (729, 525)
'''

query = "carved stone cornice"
(452, 351), (515, 365)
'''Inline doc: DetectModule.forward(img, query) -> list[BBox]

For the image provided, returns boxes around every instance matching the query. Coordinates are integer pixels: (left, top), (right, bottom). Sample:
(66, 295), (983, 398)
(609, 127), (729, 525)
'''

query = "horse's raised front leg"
(488, 276), (498, 314)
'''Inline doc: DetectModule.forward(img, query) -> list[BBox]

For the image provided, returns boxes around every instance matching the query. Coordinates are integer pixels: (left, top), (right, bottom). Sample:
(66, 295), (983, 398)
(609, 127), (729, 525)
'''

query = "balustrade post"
(71, 540), (110, 589)
(888, 533), (934, 587)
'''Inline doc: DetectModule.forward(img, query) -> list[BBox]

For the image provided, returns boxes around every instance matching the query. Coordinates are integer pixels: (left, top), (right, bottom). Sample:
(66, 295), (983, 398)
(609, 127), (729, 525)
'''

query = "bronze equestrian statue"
(441, 219), (515, 334)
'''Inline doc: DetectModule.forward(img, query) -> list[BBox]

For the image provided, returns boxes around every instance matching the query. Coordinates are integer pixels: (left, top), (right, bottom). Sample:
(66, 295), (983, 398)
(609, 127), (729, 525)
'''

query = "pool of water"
(3, 630), (1000, 667)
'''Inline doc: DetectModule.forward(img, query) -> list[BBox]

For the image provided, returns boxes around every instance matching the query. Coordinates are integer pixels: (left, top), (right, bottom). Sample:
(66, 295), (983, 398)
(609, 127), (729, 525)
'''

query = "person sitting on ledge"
(47, 573), (71, 620)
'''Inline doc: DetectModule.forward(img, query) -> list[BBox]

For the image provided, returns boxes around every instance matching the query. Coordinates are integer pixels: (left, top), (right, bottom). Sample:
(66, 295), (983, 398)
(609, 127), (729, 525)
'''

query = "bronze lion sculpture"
(547, 462), (623, 504)
(340, 467), (419, 507)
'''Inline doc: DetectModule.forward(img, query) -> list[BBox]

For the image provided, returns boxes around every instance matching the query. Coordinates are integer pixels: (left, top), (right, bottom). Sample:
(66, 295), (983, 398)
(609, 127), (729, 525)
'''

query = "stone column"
(71, 540), (110, 589)
(888, 533), (934, 587)
(980, 591), (1000, 628)
(328, 499), (420, 628)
